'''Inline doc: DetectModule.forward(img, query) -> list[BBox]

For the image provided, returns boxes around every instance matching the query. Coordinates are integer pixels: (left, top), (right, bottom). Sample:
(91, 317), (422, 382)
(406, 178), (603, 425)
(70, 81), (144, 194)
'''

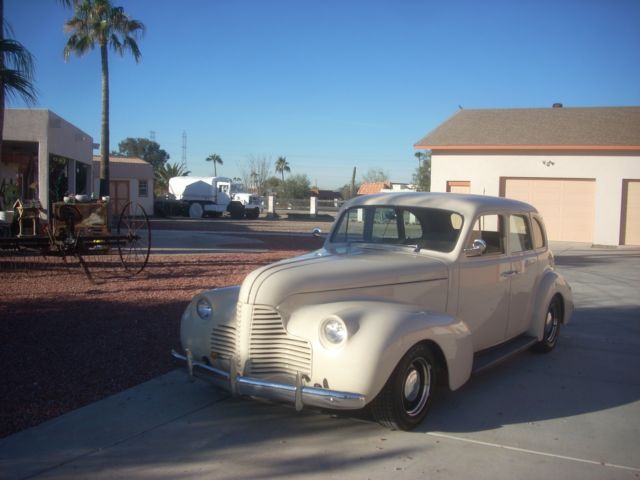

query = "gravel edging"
(0, 249), (310, 438)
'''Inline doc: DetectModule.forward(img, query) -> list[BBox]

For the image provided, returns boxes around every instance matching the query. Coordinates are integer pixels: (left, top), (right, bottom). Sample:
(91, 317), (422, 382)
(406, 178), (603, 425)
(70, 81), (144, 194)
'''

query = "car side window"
(510, 214), (533, 252)
(468, 214), (505, 254)
(532, 217), (546, 249)
(333, 207), (366, 243)
(371, 208), (400, 243)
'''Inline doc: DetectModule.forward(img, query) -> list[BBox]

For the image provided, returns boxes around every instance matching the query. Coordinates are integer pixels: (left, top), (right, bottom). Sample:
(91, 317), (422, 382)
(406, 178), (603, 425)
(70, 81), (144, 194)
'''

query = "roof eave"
(413, 144), (640, 151)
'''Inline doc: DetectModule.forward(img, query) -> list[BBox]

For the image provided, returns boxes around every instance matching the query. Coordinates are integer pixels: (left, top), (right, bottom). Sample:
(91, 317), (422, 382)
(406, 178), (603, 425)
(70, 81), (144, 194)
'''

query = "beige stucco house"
(1, 109), (94, 215)
(92, 156), (154, 216)
(415, 106), (640, 246)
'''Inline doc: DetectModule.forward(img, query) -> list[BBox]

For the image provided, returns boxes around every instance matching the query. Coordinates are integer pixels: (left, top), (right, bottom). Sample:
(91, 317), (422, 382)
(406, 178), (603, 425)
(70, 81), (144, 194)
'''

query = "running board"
(472, 335), (538, 375)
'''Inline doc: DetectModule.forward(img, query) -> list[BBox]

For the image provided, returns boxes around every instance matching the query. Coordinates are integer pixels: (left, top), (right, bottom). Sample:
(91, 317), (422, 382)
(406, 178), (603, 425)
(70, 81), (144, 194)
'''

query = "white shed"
(92, 156), (154, 216)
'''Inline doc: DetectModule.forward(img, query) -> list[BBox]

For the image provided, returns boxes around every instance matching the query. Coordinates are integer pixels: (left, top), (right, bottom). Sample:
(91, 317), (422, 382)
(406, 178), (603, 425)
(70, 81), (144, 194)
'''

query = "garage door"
(502, 178), (596, 243)
(622, 180), (640, 245)
(447, 181), (470, 193)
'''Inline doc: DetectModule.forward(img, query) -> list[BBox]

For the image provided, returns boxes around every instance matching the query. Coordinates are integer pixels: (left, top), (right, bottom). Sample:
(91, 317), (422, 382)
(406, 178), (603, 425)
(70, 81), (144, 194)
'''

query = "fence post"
(267, 195), (275, 218)
(310, 196), (317, 218)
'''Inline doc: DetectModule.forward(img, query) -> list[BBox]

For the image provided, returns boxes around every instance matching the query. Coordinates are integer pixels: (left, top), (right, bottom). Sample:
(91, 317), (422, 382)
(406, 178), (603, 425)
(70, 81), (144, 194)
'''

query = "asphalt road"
(1, 243), (639, 479)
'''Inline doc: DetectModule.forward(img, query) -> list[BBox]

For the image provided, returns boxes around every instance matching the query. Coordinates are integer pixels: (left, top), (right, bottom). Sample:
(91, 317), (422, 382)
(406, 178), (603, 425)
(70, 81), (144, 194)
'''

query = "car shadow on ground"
(325, 306), (640, 434)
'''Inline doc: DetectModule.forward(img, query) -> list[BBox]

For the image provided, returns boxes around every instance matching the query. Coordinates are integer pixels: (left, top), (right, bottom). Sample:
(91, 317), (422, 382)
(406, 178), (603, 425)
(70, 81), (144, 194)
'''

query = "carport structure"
(1, 109), (94, 217)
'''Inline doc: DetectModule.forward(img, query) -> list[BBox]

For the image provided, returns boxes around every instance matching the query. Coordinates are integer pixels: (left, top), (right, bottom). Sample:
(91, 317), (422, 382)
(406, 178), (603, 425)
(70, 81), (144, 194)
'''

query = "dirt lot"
(0, 227), (324, 438)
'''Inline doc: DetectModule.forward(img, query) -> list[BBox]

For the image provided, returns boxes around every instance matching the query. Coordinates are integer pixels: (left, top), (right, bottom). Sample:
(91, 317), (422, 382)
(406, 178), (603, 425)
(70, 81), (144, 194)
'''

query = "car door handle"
(501, 270), (518, 277)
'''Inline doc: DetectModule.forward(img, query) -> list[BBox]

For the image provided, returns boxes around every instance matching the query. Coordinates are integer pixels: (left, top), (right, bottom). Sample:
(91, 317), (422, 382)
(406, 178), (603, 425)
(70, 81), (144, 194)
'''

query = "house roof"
(414, 106), (640, 151)
(357, 181), (391, 195)
(92, 155), (150, 165)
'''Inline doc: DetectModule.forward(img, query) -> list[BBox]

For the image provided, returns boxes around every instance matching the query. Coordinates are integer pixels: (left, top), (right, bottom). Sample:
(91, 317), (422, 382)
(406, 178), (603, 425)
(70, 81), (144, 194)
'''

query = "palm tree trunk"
(214, 163), (217, 176)
(0, 0), (5, 153)
(99, 41), (110, 197)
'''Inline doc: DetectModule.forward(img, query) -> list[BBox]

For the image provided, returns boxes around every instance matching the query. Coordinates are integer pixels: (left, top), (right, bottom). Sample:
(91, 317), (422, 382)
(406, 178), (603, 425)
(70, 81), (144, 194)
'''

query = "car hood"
(238, 245), (449, 306)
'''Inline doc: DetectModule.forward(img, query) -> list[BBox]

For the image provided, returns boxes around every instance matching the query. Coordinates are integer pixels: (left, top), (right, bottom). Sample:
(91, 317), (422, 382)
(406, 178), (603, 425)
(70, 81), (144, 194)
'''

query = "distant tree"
(275, 156), (290, 183)
(205, 153), (223, 176)
(0, 5), (37, 151)
(241, 155), (272, 195)
(155, 161), (190, 196)
(339, 182), (360, 200)
(283, 174), (311, 199)
(263, 176), (282, 194)
(116, 137), (169, 170)
(63, 0), (145, 196)
(413, 151), (431, 192)
(361, 168), (389, 184)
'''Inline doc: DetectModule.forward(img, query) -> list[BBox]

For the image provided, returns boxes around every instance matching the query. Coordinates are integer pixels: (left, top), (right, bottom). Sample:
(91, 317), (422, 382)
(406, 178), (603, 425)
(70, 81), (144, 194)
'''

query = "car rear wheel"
(370, 343), (436, 430)
(531, 296), (562, 353)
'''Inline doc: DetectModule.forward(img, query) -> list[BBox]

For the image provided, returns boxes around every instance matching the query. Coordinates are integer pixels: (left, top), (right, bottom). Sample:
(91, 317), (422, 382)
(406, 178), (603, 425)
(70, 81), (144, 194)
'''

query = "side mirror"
(312, 227), (322, 238)
(464, 239), (487, 257)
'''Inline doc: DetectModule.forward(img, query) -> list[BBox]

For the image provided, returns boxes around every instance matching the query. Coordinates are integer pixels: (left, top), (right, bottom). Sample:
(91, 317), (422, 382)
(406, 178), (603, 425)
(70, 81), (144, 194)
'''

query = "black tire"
(188, 202), (203, 218)
(228, 201), (245, 220)
(370, 343), (436, 430)
(531, 296), (562, 353)
(245, 208), (260, 219)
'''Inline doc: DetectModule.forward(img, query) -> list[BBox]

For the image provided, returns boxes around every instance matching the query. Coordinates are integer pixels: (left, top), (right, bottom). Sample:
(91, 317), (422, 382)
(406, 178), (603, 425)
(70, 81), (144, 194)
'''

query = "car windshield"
(331, 205), (464, 253)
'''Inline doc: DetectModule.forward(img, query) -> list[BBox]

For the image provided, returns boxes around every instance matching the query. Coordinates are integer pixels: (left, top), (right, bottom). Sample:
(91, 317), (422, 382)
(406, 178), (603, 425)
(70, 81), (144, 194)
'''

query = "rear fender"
(527, 268), (574, 340)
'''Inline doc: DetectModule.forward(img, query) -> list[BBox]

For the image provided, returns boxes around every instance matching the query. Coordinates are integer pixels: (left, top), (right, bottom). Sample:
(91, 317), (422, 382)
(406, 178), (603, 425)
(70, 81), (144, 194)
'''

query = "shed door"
(622, 180), (640, 245)
(502, 178), (595, 243)
(110, 180), (130, 217)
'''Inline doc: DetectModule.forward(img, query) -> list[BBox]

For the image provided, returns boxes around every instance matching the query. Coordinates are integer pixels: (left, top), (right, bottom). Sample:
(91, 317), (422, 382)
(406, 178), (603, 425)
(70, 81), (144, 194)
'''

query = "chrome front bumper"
(171, 349), (366, 411)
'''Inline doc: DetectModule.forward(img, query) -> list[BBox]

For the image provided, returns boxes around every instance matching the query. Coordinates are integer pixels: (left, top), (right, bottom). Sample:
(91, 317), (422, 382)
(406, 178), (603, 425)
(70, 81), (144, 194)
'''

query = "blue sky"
(5, 0), (640, 189)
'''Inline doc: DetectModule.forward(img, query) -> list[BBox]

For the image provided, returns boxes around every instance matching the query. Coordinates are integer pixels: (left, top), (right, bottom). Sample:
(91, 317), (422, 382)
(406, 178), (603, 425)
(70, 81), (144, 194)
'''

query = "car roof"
(344, 192), (538, 217)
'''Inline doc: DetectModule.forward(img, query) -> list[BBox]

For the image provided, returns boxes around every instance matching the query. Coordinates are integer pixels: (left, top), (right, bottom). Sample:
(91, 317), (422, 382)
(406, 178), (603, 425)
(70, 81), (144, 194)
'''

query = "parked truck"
(168, 176), (262, 219)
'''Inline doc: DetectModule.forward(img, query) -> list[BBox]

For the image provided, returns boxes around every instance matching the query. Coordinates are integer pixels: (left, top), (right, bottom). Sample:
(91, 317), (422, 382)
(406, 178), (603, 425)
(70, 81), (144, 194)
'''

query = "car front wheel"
(532, 296), (562, 353)
(370, 344), (436, 430)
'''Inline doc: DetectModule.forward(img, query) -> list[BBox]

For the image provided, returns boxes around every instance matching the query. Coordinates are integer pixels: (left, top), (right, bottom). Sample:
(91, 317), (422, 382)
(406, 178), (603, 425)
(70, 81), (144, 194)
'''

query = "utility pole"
(149, 130), (156, 142)
(350, 166), (357, 199)
(182, 130), (187, 169)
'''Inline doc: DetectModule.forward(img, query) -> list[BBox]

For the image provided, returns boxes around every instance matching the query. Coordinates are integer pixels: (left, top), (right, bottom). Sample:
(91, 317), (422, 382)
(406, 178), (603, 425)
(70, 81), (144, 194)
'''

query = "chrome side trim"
(171, 350), (366, 410)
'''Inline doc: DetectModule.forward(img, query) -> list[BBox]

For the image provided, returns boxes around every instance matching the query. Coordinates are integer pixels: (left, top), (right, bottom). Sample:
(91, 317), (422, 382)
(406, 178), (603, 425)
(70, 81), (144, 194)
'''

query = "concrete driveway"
(1, 243), (639, 479)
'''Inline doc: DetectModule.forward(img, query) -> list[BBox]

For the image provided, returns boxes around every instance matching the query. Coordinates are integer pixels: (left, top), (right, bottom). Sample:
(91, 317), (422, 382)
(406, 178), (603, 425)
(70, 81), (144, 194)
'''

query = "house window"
(139, 180), (148, 197)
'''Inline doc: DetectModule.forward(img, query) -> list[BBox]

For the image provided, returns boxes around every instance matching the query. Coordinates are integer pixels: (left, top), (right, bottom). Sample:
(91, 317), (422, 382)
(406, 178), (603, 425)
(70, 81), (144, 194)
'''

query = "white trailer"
(168, 176), (262, 219)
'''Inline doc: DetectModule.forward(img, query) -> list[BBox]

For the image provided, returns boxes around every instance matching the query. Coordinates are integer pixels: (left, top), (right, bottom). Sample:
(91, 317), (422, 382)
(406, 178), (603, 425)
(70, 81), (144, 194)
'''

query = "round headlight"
(321, 316), (347, 347)
(196, 298), (212, 320)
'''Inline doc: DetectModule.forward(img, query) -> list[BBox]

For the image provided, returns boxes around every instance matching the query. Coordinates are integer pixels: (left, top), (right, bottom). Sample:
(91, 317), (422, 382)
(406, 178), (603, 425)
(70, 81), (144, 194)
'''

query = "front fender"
(285, 301), (473, 403)
(180, 286), (240, 362)
(527, 268), (574, 340)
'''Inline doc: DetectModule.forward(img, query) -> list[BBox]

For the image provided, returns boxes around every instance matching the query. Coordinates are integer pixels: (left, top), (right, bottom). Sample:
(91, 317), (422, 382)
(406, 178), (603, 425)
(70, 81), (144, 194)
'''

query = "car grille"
(210, 324), (237, 359)
(208, 303), (312, 377)
(247, 306), (312, 377)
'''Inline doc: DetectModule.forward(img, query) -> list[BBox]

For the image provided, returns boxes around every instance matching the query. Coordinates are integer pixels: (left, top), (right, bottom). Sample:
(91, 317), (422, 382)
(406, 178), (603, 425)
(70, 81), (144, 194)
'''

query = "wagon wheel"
(117, 202), (151, 275)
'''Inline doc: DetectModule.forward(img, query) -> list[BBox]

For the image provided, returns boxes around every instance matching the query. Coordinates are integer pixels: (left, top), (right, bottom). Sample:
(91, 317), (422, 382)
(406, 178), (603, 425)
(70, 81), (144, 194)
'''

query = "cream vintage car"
(172, 193), (573, 430)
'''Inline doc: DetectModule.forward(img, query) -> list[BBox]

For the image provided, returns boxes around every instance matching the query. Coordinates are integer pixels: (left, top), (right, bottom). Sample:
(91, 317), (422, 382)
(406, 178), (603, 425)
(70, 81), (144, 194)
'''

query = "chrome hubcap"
(404, 369), (420, 402)
(545, 304), (559, 343)
(402, 358), (431, 417)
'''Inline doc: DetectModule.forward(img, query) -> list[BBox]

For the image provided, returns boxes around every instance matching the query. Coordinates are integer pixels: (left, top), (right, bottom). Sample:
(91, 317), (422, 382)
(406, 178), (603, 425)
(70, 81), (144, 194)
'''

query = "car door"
(505, 213), (540, 339)
(457, 213), (512, 351)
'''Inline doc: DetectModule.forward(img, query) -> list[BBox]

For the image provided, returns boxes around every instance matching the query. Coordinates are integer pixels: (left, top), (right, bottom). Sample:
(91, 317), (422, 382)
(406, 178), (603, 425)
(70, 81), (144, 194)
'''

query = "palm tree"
(63, 0), (145, 197)
(155, 162), (190, 196)
(275, 156), (290, 183)
(0, 0), (37, 151)
(205, 153), (223, 176)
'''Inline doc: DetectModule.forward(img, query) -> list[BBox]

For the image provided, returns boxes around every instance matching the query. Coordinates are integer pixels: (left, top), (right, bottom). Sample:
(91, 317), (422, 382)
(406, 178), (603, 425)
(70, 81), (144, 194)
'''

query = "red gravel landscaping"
(0, 242), (319, 438)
